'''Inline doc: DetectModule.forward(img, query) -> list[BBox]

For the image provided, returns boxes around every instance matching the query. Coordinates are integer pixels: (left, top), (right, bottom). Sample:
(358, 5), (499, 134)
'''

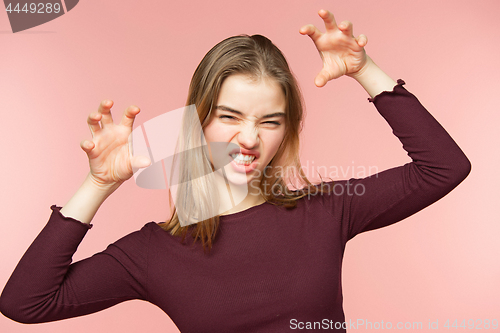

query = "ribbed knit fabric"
(0, 80), (471, 332)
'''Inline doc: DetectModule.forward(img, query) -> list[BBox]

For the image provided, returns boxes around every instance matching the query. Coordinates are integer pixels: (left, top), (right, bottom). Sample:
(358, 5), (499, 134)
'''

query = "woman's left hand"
(300, 9), (370, 87)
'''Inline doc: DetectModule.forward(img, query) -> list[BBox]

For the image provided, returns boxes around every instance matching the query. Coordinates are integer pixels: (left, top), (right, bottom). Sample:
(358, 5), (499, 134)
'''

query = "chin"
(223, 169), (255, 186)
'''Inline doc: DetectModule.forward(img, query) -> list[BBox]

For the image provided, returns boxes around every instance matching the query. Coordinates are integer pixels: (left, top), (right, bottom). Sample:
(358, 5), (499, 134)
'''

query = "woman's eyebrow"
(215, 105), (285, 119)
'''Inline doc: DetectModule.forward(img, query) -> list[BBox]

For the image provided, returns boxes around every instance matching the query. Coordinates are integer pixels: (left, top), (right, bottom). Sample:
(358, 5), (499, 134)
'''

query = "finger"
(80, 139), (95, 154)
(130, 155), (151, 169)
(338, 20), (354, 37)
(315, 69), (331, 88)
(98, 100), (114, 127)
(120, 105), (141, 129)
(299, 24), (323, 43)
(87, 112), (102, 136)
(356, 34), (368, 47)
(318, 9), (338, 31)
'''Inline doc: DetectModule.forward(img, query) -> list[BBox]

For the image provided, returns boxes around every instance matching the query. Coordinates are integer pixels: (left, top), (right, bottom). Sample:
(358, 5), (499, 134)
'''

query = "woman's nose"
(237, 123), (259, 149)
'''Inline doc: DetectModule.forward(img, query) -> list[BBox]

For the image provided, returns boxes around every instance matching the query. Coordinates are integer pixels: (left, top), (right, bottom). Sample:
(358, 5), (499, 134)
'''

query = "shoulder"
(102, 222), (161, 257)
(296, 180), (353, 204)
(295, 179), (362, 221)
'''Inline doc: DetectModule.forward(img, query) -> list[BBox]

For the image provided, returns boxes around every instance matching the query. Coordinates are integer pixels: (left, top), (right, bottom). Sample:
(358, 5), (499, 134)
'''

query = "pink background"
(1, 0), (499, 332)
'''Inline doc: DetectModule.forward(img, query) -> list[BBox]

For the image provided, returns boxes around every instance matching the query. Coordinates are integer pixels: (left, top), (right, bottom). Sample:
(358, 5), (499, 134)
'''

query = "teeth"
(231, 153), (256, 165)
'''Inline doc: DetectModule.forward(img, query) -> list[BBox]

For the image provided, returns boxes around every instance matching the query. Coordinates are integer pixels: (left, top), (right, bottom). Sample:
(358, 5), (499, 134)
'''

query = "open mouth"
(230, 153), (257, 165)
(227, 147), (260, 173)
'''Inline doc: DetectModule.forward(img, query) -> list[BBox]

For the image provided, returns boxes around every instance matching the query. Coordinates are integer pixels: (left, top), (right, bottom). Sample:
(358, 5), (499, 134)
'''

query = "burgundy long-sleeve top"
(0, 81), (471, 332)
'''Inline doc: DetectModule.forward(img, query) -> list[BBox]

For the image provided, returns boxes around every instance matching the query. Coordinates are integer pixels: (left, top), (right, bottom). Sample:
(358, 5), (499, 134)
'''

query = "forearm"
(348, 56), (398, 98)
(60, 173), (121, 224)
(0, 205), (144, 323)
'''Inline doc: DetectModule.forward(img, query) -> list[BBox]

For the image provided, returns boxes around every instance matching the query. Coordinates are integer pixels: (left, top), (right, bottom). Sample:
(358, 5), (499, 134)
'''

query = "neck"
(217, 176), (265, 216)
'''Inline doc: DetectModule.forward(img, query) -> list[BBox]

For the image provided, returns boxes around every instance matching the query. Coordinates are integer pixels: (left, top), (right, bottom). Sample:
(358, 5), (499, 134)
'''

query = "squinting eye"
(219, 115), (237, 120)
(263, 121), (281, 126)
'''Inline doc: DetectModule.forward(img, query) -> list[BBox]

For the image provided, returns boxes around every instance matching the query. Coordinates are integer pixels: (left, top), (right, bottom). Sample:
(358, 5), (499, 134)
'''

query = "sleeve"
(0, 205), (151, 324)
(330, 80), (471, 244)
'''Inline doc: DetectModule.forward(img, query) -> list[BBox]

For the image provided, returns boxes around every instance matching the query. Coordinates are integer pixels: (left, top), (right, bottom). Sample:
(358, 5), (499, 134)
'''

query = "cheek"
(204, 123), (234, 143)
(261, 130), (285, 157)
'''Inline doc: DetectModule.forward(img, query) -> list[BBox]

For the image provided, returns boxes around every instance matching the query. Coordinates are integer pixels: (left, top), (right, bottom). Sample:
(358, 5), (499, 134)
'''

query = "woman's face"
(203, 74), (286, 186)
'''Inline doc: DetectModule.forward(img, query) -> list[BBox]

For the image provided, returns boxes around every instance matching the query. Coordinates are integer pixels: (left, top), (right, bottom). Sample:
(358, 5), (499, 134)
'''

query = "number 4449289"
(5, 2), (62, 14)
(444, 319), (498, 330)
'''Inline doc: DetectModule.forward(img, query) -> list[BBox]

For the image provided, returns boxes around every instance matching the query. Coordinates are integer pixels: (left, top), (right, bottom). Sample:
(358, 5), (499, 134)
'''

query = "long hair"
(160, 34), (332, 252)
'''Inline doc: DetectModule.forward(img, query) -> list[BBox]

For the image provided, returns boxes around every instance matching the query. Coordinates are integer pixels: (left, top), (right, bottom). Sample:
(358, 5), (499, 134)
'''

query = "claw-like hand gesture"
(80, 100), (151, 190)
(300, 9), (370, 87)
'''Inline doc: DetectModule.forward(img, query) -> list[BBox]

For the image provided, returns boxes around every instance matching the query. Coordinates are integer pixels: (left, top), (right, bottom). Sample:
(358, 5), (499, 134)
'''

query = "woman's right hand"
(80, 100), (151, 190)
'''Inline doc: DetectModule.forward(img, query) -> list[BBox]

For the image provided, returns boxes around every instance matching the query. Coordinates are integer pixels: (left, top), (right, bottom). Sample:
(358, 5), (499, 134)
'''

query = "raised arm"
(301, 10), (471, 242)
(0, 100), (152, 323)
(343, 81), (470, 241)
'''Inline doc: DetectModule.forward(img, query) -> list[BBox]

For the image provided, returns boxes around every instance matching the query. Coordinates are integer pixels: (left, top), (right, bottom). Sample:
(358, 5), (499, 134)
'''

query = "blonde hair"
(160, 34), (332, 252)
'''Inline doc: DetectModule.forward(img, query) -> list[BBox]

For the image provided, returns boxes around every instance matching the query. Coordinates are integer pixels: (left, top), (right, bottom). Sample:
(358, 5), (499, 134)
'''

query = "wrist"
(60, 174), (121, 225)
(347, 55), (376, 81)
(85, 173), (123, 196)
(347, 56), (398, 98)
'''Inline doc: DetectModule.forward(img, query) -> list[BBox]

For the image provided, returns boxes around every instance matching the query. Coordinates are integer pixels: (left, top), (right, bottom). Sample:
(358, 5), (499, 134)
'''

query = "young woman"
(0, 9), (470, 332)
